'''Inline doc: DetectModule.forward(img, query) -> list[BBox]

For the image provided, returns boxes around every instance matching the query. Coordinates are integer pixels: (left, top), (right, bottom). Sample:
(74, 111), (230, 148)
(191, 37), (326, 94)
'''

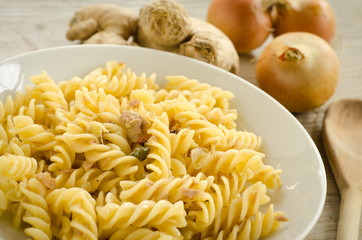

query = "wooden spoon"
(323, 98), (362, 240)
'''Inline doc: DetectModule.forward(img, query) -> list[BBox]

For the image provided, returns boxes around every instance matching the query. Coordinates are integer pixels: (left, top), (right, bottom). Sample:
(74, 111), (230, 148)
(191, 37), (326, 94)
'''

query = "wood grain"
(323, 99), (362, 240)
(1, 0), (362, 239)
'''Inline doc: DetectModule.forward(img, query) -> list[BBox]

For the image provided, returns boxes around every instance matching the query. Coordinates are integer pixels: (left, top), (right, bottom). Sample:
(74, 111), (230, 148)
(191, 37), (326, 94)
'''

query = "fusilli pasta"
(0, 61), (287, 239)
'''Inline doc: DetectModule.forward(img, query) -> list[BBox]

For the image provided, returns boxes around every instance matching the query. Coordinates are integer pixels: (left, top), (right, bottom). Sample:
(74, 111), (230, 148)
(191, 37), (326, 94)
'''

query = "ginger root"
(66, 0), (239, 74)
(66, 4), (138, 45)
(137, 0), (192, 51)
(177, 17), (239, 74)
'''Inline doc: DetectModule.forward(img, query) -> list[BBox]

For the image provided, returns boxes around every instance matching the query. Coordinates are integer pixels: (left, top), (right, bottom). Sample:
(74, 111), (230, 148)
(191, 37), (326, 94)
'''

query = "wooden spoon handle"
(337, 188), (362, 240)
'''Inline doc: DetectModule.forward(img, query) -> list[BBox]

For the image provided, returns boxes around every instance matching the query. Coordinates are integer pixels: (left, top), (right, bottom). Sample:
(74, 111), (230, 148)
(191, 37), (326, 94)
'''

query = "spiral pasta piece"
(119, 173), (213, 203)
(163, 95), (212, 136)
(250, 165), (282, 189)
(163, 97), (226, 148)
(102, 122), (131, 152)
(200, 182), (271, 238)
(170, 128), (197, 156)
(215, 126), (262, 152)
(203, 107), (237, 130)
(210, 87), (234, 111)
(20, 178), (52, 240)
(46, 188), (97, 240)
(30, 72), (68, 127)
(165, 76), (234, 114)
(5, 137), (31, 157)
(0, 177), (20, 209)
(206, 204), (287, 240)
(184, 191), (216, 232)
(55, 167), (123, 193)
(49, 136), (76, 171)
(30, 72), (67, 109)
(145, 112), (172, 180)
(97, 200), (186, 237)
(182, 118), (225, 148)
(0, 154), (37, 181)
(74, 88), (102, 116)
(84, 143), (140, 178)
(17, 98), (47, 126)
(189, 147), (264, 176)
(210, 171), (248, 215)
(1, 86), (32, 121)
(10, 115), (56, 152)
(165, 76), (211, 92)
(238, 204), (287, 240)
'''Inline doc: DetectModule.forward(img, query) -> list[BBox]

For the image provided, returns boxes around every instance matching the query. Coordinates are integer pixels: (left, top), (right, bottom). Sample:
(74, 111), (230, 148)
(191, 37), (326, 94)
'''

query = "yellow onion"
(272, 0), (336, 42)
(255, 32), (339, 113)
(207, 0), (272, 53)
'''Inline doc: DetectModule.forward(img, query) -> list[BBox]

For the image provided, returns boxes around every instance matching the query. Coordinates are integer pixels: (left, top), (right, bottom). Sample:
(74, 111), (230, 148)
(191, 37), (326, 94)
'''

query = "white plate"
(0, 45), (326, 240)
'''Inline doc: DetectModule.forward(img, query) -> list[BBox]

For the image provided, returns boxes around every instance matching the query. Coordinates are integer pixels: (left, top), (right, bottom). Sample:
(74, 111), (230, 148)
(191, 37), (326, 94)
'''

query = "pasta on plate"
(0, 61), (287, 240)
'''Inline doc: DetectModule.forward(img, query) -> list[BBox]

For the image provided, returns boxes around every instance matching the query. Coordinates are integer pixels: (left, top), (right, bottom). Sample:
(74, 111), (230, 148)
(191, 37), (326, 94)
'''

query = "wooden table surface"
(0, 0), (361, 239)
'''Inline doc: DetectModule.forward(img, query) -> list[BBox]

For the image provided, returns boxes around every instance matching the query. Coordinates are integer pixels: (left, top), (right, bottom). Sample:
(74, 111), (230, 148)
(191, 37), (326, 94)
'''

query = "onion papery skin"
(255, 32), (340, 113)
(207, 0), (272, 53)
(272, 0), (336, 43)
